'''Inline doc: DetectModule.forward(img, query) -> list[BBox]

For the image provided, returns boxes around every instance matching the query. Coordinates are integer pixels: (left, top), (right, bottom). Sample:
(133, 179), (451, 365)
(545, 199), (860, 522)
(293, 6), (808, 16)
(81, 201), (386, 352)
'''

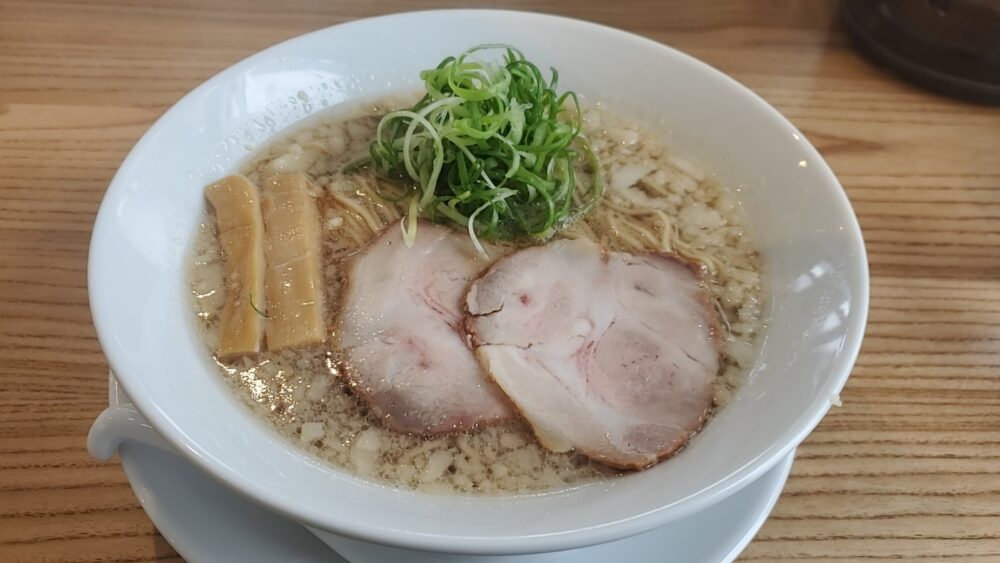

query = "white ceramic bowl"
(88, 9), (868, 558)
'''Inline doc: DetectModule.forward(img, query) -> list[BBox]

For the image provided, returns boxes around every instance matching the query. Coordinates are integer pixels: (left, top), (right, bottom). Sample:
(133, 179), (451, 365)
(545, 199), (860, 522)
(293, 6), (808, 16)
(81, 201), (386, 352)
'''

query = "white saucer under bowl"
(107, 375), (793, 563)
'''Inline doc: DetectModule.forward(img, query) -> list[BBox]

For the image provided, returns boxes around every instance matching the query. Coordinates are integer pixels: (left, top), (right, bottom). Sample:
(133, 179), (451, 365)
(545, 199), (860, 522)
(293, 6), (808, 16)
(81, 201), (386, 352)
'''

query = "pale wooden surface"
(1, 0), (999, 561)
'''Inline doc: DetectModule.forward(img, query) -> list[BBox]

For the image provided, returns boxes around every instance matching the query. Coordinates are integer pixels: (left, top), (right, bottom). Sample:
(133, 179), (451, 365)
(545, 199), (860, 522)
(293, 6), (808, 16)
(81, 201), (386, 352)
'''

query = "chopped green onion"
(248, 292), (268, 318)
(364, 44), (602, 252)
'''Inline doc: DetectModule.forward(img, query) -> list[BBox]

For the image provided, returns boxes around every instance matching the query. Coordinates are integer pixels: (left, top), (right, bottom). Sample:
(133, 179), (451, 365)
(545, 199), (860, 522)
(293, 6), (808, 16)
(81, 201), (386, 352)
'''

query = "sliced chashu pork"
(336, 222), (514, 434)
(465, 238), (721, 470)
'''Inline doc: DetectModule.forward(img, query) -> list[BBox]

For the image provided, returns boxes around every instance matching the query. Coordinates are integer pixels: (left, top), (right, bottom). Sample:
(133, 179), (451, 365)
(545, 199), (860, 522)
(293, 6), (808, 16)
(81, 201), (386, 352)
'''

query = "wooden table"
(2, 1), (998, 561)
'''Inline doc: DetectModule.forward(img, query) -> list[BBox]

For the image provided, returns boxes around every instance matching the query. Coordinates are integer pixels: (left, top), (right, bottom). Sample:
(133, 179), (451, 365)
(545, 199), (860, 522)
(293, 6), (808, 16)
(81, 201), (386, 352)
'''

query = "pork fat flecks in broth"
(189, 94), (763, 494)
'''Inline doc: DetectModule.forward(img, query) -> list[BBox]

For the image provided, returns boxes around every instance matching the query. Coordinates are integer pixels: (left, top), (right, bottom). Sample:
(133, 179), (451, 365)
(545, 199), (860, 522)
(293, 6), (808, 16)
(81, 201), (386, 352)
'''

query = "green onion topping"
(366, 44), (602, 254)
(248, 292), (268, 318)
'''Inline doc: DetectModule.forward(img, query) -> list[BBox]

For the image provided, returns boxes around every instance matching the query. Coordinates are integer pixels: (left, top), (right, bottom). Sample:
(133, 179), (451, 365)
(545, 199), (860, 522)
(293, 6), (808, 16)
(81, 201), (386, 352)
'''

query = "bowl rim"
(89, 8), (869, 554)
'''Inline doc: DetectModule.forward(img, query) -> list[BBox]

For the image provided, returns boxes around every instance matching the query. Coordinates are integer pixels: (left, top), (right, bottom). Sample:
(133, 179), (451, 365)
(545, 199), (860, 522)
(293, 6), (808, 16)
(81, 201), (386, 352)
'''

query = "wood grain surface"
(1, 1), (998, 561)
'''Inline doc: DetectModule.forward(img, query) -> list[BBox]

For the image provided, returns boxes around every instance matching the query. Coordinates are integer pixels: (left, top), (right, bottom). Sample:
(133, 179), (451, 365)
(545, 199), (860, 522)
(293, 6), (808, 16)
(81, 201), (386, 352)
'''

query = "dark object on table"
(841, 0), (1000, 103)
